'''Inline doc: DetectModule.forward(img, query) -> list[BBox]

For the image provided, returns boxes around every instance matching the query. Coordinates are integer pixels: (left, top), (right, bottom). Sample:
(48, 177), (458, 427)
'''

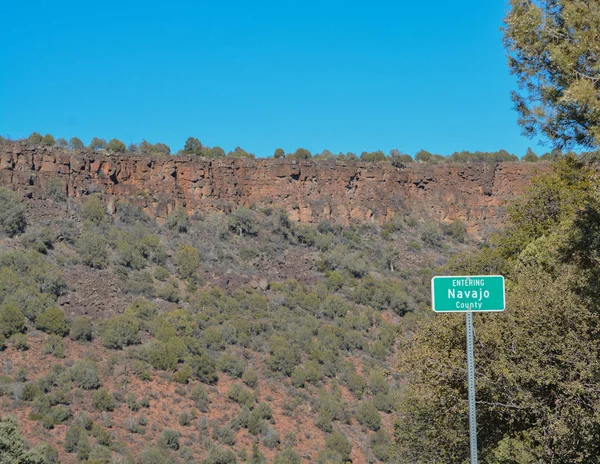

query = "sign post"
(431, 275), (505, 464)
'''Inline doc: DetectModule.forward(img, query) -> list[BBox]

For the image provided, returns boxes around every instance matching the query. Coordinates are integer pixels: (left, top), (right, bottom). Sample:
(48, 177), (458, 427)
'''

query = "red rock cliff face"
(0, 142), (547, 235)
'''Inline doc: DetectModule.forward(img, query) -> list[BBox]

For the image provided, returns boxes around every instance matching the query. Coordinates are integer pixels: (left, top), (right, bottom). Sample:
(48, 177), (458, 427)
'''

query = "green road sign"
(431, 275), (505, 312)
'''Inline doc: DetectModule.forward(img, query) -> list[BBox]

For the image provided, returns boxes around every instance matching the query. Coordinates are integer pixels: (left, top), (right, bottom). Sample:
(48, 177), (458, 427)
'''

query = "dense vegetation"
(395, 155), (600, 461)
(504, 0), (600, 149)
(3, 132), (586, 164)
(0, 176), (470, 463)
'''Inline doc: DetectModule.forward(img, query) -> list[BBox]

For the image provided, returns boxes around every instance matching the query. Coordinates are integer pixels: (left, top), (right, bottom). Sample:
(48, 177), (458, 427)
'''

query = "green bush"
(165, 206), (189, 233)
(325, 271), (344, 291)
(242, 368), (259, 388)
(325, 431), (352, 461)
(0, 304), (26, 337)
(190, 352), (218, 384)
(100, 314), (140, 349)
(65, 424), (83, 452)
(356, 401), (381, 430)
(273, 448), (301, 464)
(153, 266), (170, 281)
(227, 383), (254, 408)
(420, 221), (443, 248)
(107, 138), (126, 152)
(69, 137), (84, 150)
(201, 446), (237, 464)
(70, 316), (92, 341)
(442, 219), (467, 243)
(41, 134), (56, 146)
(21, 228), (54, 254)
(174, 244), (200, 280)
(219, 354), (245, 378)
(262, 426), (280, 449)
(35, 307), (69, 336)
(190, 384), (210, 412)
(89, 137), (107, 151)
(370, 429), (392, 461)
(42, 335), (65, 358)
(28, 132), (43, 144)
(76, 232), (108, 268)
(81, 196), (106, 223)
(70, 361), (100, 389)
(76, 431), (91, 461)
(10, 333), (28, 351)
(228, 207), (257, 236)
(92, 388), (114, 411)
(157, 429), (180, 450)
(0, 189), (26, 237)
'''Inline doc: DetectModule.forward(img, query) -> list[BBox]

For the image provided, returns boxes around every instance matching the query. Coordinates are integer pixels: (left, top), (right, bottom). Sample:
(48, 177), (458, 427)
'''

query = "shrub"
(175, 244), (200, 280)
(10, 333), (28, 351)
(267, 336), (301, 375)
(228, 207), (257, 236)
(35, 307), (69, 336)
(295, 224), (316, 246)
(153, 266), (170, 281)
(219, 354), (245, 378)
(46, 177), (66, 202)
(325, 271), (344, 291)
(28, 132), (43, 144)
(76, 431), (91, 461)
(21, 228), (54, 254)
(65, 424), (83, 452)
(43, 335), (65, 358)
(189, 352), (218, 384)
(356, 401), (381, 430)
(273, 448), (301, 464)
(165, 206), (189, 233)
(190, 384), (210, 412)
(242, 368), (259, 388)
(100, 314), (140, 349)
(370, 429), (392, 462)
(89, 137), (107, 151)
(69, 137), (84, 150)
(172, 364), (192, 384)
(263, 426), (281, 449)
(325, 432), (352, 461)
(158, 429), (180, 450)
(91, 388), (114, 411)
(442, 219), (467, 243)
(138, 446), (176, 464)
(228, 383), (254, 408)
(70, 316), (92, 341)
(201, 446), (237, 464)
(81, 196), (105, 224)
(0, 304), (26, 337)
(147, 340), (178, 371)
(0, 188), (26, 237)
(76, 232), (108, 268)
(107, 138), (126, 152)
(420, 221), (443, 248)
(368, 370), (389, 396)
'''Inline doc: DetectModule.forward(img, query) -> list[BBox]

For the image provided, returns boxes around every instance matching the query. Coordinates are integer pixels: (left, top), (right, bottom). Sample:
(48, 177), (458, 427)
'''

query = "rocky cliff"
(0, 142), (546, 235)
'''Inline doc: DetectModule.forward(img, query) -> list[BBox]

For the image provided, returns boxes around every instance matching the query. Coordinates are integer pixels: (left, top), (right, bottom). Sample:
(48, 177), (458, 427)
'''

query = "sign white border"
(431, 275), (505, 313)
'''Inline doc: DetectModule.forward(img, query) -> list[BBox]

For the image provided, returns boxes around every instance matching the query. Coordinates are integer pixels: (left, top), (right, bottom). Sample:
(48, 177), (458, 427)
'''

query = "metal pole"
(466, 311), (478, 463)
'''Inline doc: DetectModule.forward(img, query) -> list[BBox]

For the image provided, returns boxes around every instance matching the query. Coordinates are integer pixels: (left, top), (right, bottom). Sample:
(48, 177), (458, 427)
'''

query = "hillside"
(0, 142), (538, 463)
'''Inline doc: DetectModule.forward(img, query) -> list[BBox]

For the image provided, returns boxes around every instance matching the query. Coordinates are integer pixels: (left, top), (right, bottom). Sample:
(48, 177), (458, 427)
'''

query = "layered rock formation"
(0, 142), (547, 235)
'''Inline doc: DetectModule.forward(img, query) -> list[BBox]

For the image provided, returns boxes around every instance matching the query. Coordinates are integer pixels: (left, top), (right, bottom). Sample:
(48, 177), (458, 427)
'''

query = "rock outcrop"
(0, 142), (547, 235)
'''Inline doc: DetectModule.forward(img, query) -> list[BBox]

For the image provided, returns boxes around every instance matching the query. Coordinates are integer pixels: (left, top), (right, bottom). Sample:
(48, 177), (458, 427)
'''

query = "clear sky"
(0, 0), (545, 157)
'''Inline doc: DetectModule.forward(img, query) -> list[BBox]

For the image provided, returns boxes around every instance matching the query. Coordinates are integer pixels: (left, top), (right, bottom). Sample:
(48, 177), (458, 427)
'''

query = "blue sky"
(0, 1), (546, 157)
